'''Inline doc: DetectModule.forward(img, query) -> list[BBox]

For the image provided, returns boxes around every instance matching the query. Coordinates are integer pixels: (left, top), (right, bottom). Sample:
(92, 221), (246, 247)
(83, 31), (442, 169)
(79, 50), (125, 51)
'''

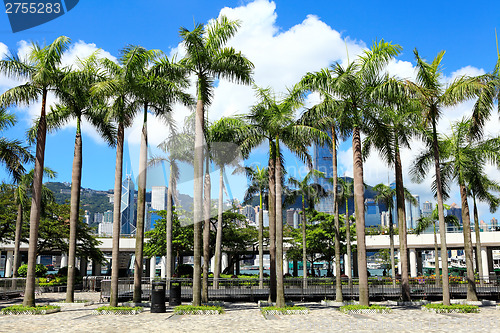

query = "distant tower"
(364, 198), (381, 227)
(313, 132), (334, 214)
(151, 186), (167, 211)
(121, 175), (136, 235)
(422, 201), (433, 217)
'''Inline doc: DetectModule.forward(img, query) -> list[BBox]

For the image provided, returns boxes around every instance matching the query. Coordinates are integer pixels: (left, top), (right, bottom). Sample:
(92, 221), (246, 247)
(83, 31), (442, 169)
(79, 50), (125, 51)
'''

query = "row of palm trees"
(1, 16), (499, 308)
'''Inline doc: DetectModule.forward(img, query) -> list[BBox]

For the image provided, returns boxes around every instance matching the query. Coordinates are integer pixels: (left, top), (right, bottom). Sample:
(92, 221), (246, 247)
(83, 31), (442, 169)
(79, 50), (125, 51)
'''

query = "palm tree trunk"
(66, 117), (83, 303)
(301, 196), (307, 289)
(202, 154), (211, 303)
(110, 123), (125, 307)
(433, 223), (440, 286)
(258, 191), (264, 289)
(331, 128), (342, 302)
(133, 107), (148, 303)
(13, 203), (23, 279)
(459, 183), (478, 301)
(192, 98), (204, 306)
(352, 126), (368, 306)
(275, 138), (285, 308)
(214, 167), (224, 289)
(389, 209), (396, 287)
(23, 88), (47, 307)
(432, 120), (450, 305)
(472, 196), (483, 284)
(268, 141), (277, 303)
(395, 145), (410, 301)
(166, 164), (174, 280)
(346, 197), (352, 289)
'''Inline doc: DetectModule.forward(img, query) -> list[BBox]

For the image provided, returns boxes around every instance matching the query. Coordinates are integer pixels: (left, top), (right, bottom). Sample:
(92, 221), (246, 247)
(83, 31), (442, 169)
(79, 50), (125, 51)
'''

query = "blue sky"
(0, 0), (499, 222)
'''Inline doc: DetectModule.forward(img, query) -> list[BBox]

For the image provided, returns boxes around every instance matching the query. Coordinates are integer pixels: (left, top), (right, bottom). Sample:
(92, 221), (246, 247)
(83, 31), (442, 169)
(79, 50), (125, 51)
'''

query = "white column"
(409, 248), (417, 277)
(397, 251), (401, 275)
(221, 253), (228, 273)
(160, 256), (166, 278)
(481, 247), (489, 281)
(344, 254), (351, 278)
(60, 253), (68, 268)
(5, 251), (13, 278)
(283, 256), (289, 274)
(150, 256), (156, 280)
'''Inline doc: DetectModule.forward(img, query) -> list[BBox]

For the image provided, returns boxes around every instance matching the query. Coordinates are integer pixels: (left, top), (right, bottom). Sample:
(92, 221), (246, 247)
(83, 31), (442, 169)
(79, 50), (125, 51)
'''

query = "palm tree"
(373, 183), (417, 287)
(413, 118), (500, 301)
(243, 85), (327, 307)
(288, 169), (326, 290)
(0, 108), (33, 182)
(242, 165), (268, 288)
(467, 167), (500, 281)
(151, 130), (193, 282)
(337, 177), (354, 286)
(207, 117), (247, 289)
(93, 47), (152, 307)
(414, 204), (459, 285)
(319, 40), (402, 305)
(179, 16), (253, 306)
(0, 36), (71, 306)
(407, 49), (496, 305)
(11, 167), (56, 282)
(129, 48), (191, 304)
(363, 78), (422, 300)
(37, 52), (116, 303)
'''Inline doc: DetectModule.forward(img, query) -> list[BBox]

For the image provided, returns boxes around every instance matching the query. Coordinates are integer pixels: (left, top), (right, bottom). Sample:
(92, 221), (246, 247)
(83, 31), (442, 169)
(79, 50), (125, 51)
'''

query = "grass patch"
(340, 304), (391, 314)
(174, 305), (224, 315)
(1, 305), (60, 315)
(261, 306), (308, 315)
(422, 303), (479, 313)
(93, 306), (143, 315)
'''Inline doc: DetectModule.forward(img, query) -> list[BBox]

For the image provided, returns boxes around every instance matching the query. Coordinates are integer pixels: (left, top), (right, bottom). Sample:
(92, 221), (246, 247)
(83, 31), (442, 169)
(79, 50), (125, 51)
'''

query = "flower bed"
(92, 306), (143, 315)
(1, 305), (61, 315)
(339, 304), (392, 314)
(422, 303), (479, 313)
(174, 305), (224, 315)
(261, 306), (308, 315)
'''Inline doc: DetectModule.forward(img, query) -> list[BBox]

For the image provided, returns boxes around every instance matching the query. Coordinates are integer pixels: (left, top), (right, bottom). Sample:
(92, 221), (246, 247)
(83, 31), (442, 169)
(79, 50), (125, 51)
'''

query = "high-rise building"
(422, 201), (433, 217)
(84, 210), (91, 225)
(121, 175), (136, 235)
(406, 194), (421, 230)
(446, 203), (462, 232)
(263, 210), (269, 227)
(94, 212), (104, 224)
(313, 136), (334, 214)
(380, 211), (390, 228)
(491, 217), (498, 230)
(286, 208), (301, 228)
(103, 210), (113, 223)
(151, 186), (168, 211)
(365, 198), (381, 227)
(98, 222), (113, 236)
(241, 205), (256, 223)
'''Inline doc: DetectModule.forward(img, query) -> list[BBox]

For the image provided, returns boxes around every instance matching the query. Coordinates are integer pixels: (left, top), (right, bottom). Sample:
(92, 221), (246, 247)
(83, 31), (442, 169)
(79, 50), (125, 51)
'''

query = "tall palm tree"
(242, 165), (268, 288)
(320, 40), (402, 305)
(37, 52), (116, 303)
(243, 85), (327, 307)
(93, 47), (152, 307)
(0, 36), (71, 306)
(412, 118), (500, 301)
(179, 16), (253, 305)
(129, 48), (191, 304)
(414, 204), (459, 285)
(407, 49), (496, 305)
(207, 117), (246, 289)
(0, 108), (33, 182)
(363, 78), (422, 300)
(288, 169), (326, 290)
(337, 177), (354, 286)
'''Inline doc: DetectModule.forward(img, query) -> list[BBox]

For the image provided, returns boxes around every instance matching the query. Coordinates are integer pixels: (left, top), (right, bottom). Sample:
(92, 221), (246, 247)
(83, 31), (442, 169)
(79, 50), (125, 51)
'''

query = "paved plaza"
(1, 293), (499, 333)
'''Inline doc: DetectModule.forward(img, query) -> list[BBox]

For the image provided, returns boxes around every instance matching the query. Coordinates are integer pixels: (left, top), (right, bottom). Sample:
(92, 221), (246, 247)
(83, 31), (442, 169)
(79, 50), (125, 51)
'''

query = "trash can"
(151, 281), (166, 313)
(169, 280), (182, 306)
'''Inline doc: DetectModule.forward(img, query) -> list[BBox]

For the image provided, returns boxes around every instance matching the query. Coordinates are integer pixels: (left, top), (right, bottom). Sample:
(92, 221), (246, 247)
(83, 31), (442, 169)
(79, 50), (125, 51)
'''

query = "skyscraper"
(365, 198), (381, 227)
(151, 186), (167, 211)
(103, 210), (113, 223)
(313, 137), (334, 214)
(406, 194), (421, 230)
(446, 203), (462, 232)
(121, 175), (136, 235)
(422, 201), (433, 217)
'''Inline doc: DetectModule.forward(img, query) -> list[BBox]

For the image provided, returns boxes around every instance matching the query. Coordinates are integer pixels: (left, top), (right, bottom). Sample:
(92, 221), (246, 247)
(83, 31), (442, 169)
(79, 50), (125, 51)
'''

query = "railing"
(98, 276), (500, 302)
(83, 276), (110, 292)
(0, 278), (26, 298)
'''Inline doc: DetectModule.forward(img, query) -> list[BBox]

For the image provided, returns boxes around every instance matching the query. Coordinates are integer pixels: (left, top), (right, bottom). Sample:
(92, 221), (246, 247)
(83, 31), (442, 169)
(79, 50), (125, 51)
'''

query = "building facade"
(121, 175), (136, 235)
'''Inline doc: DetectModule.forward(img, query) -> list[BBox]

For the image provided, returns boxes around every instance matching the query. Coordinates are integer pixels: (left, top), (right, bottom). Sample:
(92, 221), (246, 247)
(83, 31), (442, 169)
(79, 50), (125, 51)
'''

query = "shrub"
(1, 305), (60, 315)
(174, 305), (224, 315)
(175, 264), (193, 278)
(422, 303), (479, 313)
(17, 264), (47, 278)
(261, 306), (308, 314)
(340, 304), (389, 311)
